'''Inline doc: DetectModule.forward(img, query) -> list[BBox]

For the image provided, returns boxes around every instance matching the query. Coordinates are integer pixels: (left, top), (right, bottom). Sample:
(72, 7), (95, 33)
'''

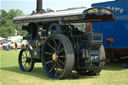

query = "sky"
(0, 0), (114, 14)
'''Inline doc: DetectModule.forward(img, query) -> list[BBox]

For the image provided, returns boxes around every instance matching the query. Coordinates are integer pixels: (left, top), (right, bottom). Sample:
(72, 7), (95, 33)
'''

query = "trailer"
(92, 0), (128, 61)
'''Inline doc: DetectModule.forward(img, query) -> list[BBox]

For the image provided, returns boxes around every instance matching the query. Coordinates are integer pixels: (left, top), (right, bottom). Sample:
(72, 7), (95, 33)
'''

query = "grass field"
(0, 50), (128, 85)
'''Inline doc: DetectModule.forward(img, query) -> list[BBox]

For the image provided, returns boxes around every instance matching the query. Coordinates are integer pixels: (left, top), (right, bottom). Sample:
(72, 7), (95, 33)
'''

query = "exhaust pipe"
(36, 0), (42, 13)
(36, 0), (45, 13)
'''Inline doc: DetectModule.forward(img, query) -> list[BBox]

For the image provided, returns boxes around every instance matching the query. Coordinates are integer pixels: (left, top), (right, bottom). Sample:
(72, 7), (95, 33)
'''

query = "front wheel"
(41, 34), (75, 79)
(78, 45), (105, 76)
(87, 45), (105, 75)
(18, 48), (34, 72)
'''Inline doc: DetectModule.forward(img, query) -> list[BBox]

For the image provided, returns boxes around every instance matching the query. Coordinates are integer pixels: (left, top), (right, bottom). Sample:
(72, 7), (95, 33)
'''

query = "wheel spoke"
(22, 57), (26, 59)
(22, 53), (26, 58)
(25, 51), (28, 57)
(49, 64), (56, 73)
(53, 39), (57, 48)
(24, 62), (27, 69)
(55, 69), (58, 77)
(26, 63), (29, 70)
(57, 43), (61, 52)
(27, 62), (31, 68)
(27, 63), (30, 70)
(28, 52), (31, 58)
(26, 51), (30, 58)
(22, 62), (26, 66)
(56, 61), (63, 69)
(59, 55), (65, 58)
(55, 64), (59, 76)
(22, 59), (26, 62)
(45, 52), (53, 56)
(46, 60), (54, 64)
(22, 54), (25, 58)
(58, 59), (65, 65)
(48, 42), (56, 52)
(58, 48), (64, 54)
(26, 62), (30, 70)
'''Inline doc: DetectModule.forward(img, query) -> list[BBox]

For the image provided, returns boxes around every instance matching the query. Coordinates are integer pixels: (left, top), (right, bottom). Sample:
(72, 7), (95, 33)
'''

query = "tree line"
(0, 9), (27, 38)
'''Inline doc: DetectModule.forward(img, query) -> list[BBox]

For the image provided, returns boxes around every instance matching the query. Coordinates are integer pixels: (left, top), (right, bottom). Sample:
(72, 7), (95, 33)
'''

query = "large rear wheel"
(41, 34), (75, 79)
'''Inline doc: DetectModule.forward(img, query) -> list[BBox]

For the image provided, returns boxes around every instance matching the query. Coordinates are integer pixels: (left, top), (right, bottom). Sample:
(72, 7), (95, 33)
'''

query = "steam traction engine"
(13, 0), (116, 79)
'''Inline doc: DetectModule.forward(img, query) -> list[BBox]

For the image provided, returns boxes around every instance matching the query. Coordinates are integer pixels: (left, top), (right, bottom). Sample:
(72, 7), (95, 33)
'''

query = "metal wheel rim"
(19, 49), (33, 71)
(43, 38), (67, 78)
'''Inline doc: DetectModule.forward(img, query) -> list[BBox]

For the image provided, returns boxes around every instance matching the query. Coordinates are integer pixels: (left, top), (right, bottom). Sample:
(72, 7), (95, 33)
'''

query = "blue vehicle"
(92, 0), (128, 61)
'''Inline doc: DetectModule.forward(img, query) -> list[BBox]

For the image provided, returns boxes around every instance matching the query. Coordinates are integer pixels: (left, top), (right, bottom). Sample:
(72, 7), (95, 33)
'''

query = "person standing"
(21, 40), (24, 48)
(3, 42), (8, 50)
(15, 41), (18, 50)
(8, 41), (11, 51)
(86, 22), (92, 33)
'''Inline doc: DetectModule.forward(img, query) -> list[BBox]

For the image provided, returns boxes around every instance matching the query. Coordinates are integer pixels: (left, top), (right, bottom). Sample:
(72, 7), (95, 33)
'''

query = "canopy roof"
(13, 7), (116, 24)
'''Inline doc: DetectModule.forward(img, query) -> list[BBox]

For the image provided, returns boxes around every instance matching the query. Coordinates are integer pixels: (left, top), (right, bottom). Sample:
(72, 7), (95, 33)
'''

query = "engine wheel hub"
(52, 53), (58, 61)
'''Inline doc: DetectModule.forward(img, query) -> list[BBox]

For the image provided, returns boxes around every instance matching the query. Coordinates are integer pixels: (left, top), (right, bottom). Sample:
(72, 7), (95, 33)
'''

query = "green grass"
(0, 50), (128, 85)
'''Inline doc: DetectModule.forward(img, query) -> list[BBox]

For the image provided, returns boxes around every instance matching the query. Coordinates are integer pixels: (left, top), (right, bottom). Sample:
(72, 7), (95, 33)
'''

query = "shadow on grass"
(1, 65), (127, 80)
(0, 66), (52, 80)
(103, 63), (127, 71)
(1, 63), (126, 80)
(0, 66), (96, 80)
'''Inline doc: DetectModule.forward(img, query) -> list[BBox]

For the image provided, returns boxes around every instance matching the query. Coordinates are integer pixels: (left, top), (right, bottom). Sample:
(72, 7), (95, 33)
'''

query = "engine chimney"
(36, 0), (45, 13)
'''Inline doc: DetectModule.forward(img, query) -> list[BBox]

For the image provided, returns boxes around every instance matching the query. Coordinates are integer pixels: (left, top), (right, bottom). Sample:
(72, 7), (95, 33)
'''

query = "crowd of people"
(0, 39), (28, 51)
(1, 41), (18, 51)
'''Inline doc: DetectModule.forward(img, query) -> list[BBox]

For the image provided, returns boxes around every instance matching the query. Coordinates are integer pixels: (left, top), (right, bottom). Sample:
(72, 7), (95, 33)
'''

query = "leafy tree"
(8, 9), (23, 19)
(0, 9), (26, 38)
